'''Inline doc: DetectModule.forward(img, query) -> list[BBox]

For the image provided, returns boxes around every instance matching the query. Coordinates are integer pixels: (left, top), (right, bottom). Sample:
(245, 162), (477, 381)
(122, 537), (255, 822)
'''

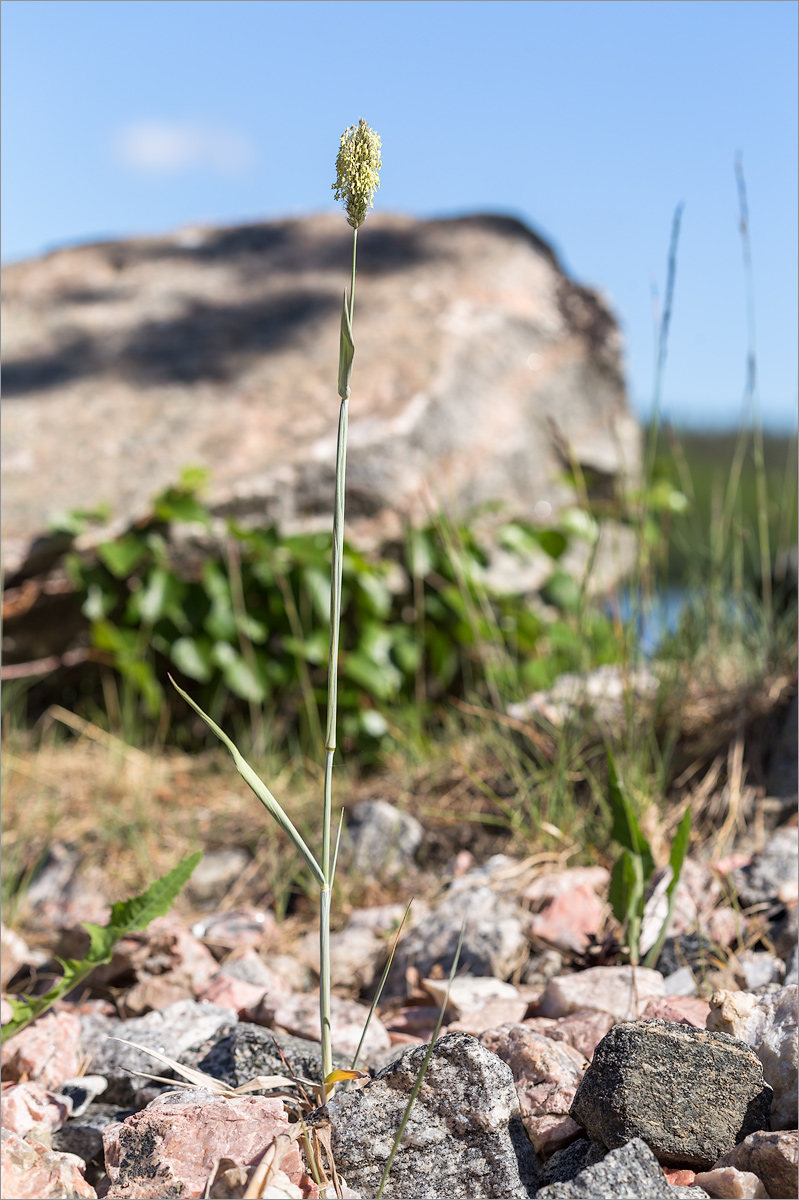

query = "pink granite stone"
(1, 1080), (72, 1136)
(641, 996), (711, 1028)
(449, 998), (530, 1034)
(1, 1128), (96, 1199)
(103, 1092), (318, 1199)
(528, 884), (606, 956)
(693, 1166), (769, 1198)
(480, 1024), (588, 1156)
(0, 1011), (81, 1091)
(272, 992), (391, 1062)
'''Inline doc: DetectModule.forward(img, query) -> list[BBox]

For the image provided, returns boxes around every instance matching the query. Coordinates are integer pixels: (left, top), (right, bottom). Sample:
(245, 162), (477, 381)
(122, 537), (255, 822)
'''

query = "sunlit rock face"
(2, 211), (639, 572)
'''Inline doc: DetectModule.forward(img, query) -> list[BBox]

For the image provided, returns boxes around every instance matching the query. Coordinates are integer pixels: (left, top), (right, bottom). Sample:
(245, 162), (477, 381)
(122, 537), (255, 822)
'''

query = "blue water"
(614, 587), (691, 658)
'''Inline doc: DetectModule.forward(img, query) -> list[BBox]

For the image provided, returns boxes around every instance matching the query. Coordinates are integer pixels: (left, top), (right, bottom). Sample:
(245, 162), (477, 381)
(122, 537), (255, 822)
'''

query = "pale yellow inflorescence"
(332, 118), (382, 229)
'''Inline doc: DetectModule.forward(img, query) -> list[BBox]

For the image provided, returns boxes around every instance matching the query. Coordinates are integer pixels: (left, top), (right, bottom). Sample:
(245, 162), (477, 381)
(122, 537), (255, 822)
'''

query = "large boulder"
(2, 212), (639, 575)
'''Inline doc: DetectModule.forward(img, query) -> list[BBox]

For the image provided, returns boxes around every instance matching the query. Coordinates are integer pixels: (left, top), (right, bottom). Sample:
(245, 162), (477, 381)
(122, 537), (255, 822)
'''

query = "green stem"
(320, 225), (358, 1099)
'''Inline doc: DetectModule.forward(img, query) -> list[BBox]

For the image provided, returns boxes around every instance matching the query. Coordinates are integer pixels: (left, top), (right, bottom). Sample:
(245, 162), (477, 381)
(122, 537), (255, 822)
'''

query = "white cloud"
(113, 120), (253, 175)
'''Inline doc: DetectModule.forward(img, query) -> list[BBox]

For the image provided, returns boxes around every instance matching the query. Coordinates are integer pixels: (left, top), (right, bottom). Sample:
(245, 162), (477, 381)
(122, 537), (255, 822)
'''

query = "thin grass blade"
(375, 926), (464, 1199)
(349, 899), (413, 1074)
(169, 676), (324, 888)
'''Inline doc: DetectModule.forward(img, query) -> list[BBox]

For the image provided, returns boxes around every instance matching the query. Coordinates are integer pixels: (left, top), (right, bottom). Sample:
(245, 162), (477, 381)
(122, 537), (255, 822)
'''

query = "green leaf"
(668, 808), (692, 894)
(153, 491), (211, 525)
(84, 853), (202, 963)
(98, 535), (147, 579)
(541, 570), (581, 614)
(1, 854), (201, 1044)
(338, 290), (355, 400)
(606, 749), (654, 877)
(171, 636), (213, 683)
(168, 676), (324, 888)
(608, 850), (637, 927)
(642, 807), (693, 969)
(133, 568), (184, 625)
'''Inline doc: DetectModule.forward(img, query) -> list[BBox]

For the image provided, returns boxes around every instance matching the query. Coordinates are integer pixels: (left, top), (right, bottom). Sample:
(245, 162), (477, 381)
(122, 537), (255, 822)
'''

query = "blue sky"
(3, 0), (797, 430)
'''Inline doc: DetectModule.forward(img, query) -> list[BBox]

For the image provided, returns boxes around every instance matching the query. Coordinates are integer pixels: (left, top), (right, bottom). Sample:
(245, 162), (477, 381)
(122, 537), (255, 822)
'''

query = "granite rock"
(102, 1089), (316, 1199)
(712, 1129), (798, 1200)
(388, 881), (527, 992)
(707, 986), (798, 1129)
(195, 1022), (350, 1096)
(536, 965), (664, 1023)
(535, 1137), (710, 1198)
(692, 1166), (769, 1198)
(2, 213), (638, 579)
(570, 1020), (772, 1169)
(1, 1011), (82, 1091)
(0, 1126), (97, 1199)
(83, 998), (235, 1106)
(343, 800), (424, 881)
(733, 826), (798, 908)
(308, 1031), (538, 1198)
(480, 1024), (587, 1156)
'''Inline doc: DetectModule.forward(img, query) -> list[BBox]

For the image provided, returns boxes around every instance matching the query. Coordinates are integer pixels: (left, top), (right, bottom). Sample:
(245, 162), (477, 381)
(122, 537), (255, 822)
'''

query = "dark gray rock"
(84, 998), (234, 1106)
(344, 800), (424, 881)
(195, 1022), (349, 1096)
(308, 1031), (538, 1198)
(52, 1102), (136, 1164)
(536, 1138), (710, 1198)
(733, 825), (798, 908)
(771, 902), (798, 962)
(387, 880), (527, 993)
(539, 1138), (606, 1187)
(570, 1020), (772, 1170)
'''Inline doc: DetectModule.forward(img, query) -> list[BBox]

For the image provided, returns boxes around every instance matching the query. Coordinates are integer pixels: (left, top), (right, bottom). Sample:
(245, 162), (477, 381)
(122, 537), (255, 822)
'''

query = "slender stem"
(320, 224), (358, 1099)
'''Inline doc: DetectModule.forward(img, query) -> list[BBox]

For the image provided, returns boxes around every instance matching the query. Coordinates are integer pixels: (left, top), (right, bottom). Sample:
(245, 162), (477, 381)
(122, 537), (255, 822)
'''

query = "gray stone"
(785, 944), (798, 987)
(343, 800), (424, 882)
(738, 950), (785, 992)
(187, 846), (251, 901)
(536, 1138), (710, 1198)
(84, 998), (235, 1106)
(771, 902), (798, 962)
(388, 880), (527, 992)
(194, 1022), (349, 1096)
(508, 664), (658, 733)
(2, 213), (639, 579)
(539, 1138), (606, 1187)
(570, 1020), (773, 1169)
(706, 986), (798, 1130)
(522, 948), (565, 989)
(52, 1101), (136, 1164)
(733, 826), (798, 908)
(308, 1031), (538, 1198)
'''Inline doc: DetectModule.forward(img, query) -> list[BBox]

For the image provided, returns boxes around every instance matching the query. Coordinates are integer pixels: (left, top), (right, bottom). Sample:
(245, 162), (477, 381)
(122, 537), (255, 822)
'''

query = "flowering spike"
(332, 118), (382, 229)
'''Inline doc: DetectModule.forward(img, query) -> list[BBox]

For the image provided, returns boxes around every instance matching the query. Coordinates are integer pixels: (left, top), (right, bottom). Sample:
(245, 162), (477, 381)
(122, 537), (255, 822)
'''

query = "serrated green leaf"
(1, 854), (201, 1044)
(85, 851), (203, 961)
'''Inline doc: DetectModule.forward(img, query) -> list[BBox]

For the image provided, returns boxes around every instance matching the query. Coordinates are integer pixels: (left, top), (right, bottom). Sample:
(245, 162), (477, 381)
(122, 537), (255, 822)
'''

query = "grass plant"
(169, 119), (383, 1100)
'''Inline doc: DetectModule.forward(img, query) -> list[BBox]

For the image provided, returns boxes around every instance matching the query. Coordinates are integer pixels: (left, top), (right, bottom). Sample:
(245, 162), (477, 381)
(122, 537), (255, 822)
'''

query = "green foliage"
(57, 476), (621, 755)
(1, 853), (201, 1043)
(606, 747), (691, 967)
